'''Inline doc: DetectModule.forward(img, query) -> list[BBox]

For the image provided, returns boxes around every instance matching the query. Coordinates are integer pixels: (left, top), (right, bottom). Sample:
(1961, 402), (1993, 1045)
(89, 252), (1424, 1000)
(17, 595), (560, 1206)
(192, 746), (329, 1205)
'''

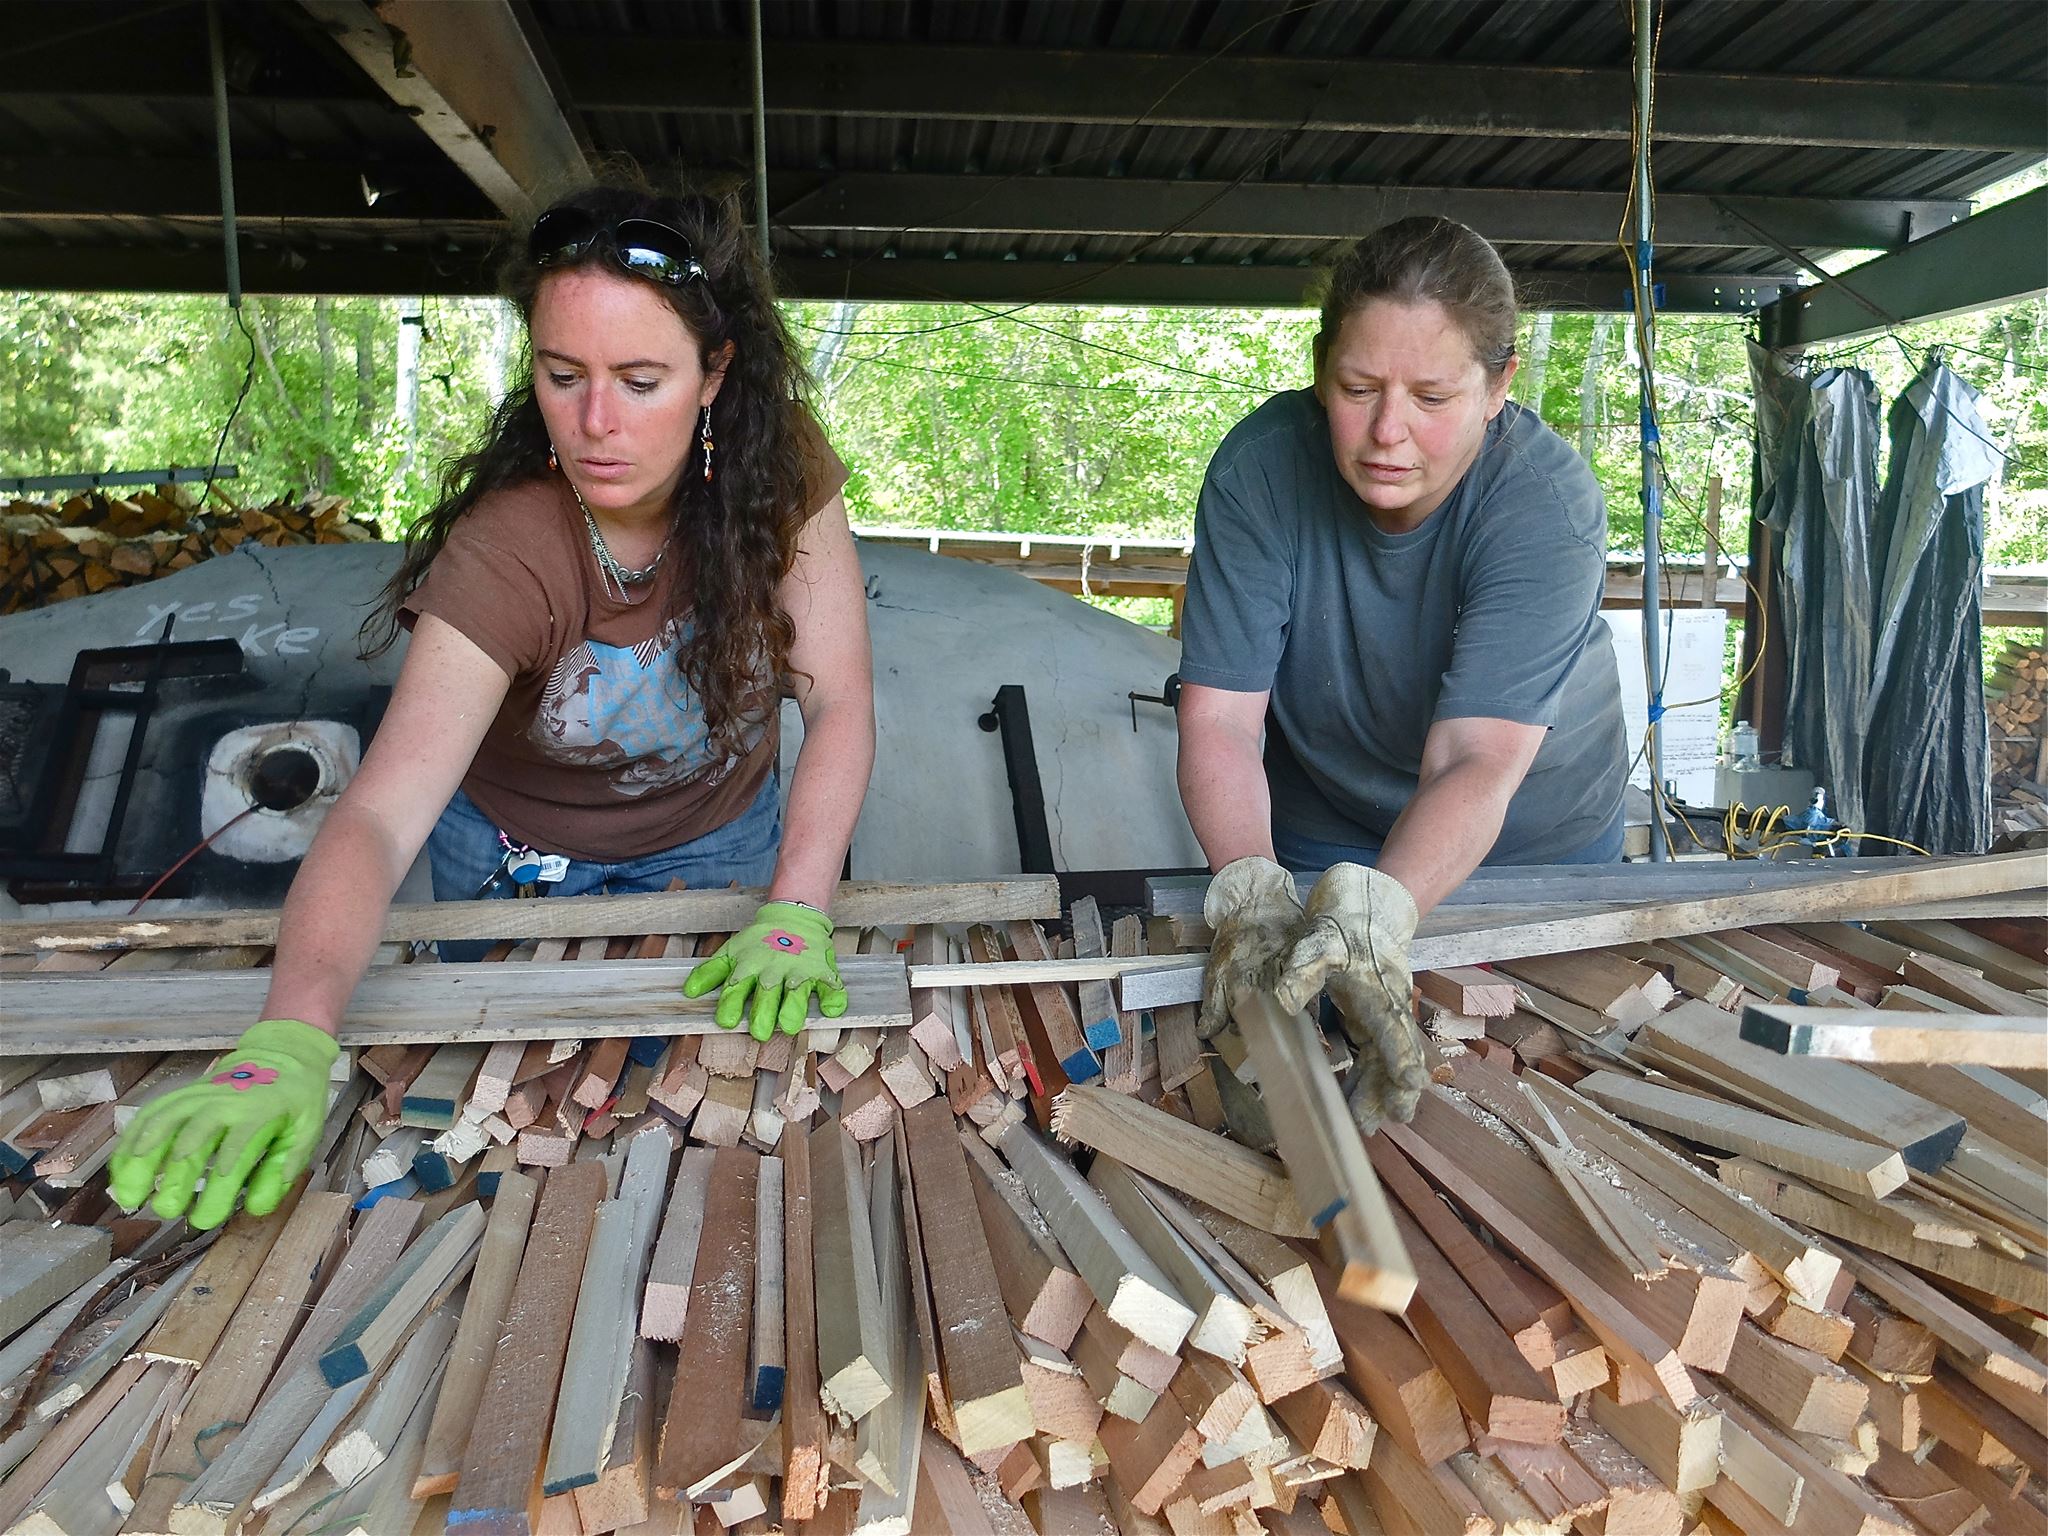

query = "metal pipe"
(1632, 0), (1667, 860)
(205, 0), (241, 308)
(748, 0), (771, 266)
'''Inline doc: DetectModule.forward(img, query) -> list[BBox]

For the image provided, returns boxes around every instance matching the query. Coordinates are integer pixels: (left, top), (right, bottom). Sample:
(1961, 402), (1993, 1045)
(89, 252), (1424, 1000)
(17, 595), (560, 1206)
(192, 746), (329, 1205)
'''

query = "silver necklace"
(570, 482), (664, 599)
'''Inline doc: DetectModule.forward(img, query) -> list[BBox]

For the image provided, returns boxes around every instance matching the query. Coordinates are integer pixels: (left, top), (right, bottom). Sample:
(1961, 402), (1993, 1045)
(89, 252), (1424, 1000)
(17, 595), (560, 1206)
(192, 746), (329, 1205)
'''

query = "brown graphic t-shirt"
(400, 424), (849, 861)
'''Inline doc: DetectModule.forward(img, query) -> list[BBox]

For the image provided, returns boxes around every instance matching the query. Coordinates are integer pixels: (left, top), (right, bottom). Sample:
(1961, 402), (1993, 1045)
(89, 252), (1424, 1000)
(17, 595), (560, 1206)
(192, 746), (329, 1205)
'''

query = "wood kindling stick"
(5, 877), (1063, 953)
(1118, 850), (2048, 1009)
(3, 957), (913, 1055)
(1576, 1068), (1911, 1200)
(414, 1170), (537, 1498)
(997, 1119), (1197, 1356)
(1049, 1083), (1314, 1239)
(1230, 988), (1415, 1312)
(810, 1117), (893, 1422)
(1740, 1004), (2048, 1070)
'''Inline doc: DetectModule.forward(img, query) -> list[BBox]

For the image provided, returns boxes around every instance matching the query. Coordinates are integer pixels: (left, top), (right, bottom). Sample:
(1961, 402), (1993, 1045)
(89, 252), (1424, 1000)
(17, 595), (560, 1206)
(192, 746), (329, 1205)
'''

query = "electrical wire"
(126, 804), (260, 914)
(201, 304), (256, 507)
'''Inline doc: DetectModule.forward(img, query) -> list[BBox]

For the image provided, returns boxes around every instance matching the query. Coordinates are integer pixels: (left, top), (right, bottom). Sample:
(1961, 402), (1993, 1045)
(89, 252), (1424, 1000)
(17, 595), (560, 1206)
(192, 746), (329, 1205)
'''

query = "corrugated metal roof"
(0, 0), (2039, 306)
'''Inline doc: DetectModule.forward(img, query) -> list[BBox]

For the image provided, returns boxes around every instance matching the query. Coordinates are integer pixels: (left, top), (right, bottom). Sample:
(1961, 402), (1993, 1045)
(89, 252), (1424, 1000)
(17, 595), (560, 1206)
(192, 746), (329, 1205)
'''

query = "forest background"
(4, 214), (2043, 721)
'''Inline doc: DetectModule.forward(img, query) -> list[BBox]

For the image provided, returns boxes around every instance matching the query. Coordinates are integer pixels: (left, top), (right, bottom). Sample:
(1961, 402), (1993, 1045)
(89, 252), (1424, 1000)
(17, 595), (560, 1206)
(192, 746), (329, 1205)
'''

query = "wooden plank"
(1870, 918), (2048, 993)
(1049, 1083), (1313, 1237)
(1121, 851), (2048, 1008)
(811, 1117), (892, 1422)
(996, 1119), (1196, 1355)
(0, 1221), (110, 1342)
(1576, 1069), (1910, 1198)
(655, 1145), (759, 1499)
(118, 1193), (351, 1534)
(1526, 1075), (1842, 1310)
(1417, 966), (1519, 1018)
(1086, 1156), (1256, 1365)
(4, 879), (1062, 953)
(448, 1159), (607, 1536)
(1006, 919), (1100, 1083)
(1741, 1005), (2048, 1070)
(1720, 1159), (2048, 1313)
(0, 1355), (151, 1533)
(780, 1115), (827, 1526)
(1587, 1387), (1721, 1500)
(416, 1171), (538, 1497)
(167, 1201), (420, 1533)
(1386, 1203), (1564, 1445)
(641, 1146), (716, 1341)
(1637, 1000), (1968, 1173)
(1721, 1320), (1869, 1438)
(1232, 988), (1414, 1312)
(1068, 896), (1126, 1053)
(320, 1202), (487, 1385)
(855, 1132), (922, 1525)
(1313, 1250), (1468, 1465)
(1100, 911), (1147, 1093)
(1365, 1136), (1554, 1368)
(750, 1155), (786, 1411)
(901, 1098), (1031, 1454)
(0, 956), (912, 1054)
(959, 1128), (1094, 1351)
(1144, 854), (2043, 920)
(572, 1338), (655, 1534)
(1386, 1094), (1697, 1410)
(1097, 1385), (1203, 1517)
(888, 1121), (958, 1450)
(323, 1304), (457, 1486)
(1357, 1424), (1491, 1530)
(401, 1041), (487, 1127)
(542, 1199), (639, 1494)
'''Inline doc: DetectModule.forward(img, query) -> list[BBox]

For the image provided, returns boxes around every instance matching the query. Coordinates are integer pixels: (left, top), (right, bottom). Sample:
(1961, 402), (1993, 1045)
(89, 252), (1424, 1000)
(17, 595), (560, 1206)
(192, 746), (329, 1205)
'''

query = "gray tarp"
(1751, 347), (1881, 834)
(1863, 360), (1995, 853)
(1748, 345), (1995, 853)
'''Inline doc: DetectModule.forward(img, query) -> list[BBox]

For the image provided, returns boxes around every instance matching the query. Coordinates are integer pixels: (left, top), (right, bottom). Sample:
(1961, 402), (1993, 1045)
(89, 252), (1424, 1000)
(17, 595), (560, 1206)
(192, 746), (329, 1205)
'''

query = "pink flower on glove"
(211, 1063), (279, 1091)
(761, 929), (808, 955)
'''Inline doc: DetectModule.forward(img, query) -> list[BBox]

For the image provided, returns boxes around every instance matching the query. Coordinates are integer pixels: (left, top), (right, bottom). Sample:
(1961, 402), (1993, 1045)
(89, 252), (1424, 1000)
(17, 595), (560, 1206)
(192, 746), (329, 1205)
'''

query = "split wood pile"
(1, 486), (379, 614)
(0, 883), (2043, 1535)
(1989, 640), (2048, 837)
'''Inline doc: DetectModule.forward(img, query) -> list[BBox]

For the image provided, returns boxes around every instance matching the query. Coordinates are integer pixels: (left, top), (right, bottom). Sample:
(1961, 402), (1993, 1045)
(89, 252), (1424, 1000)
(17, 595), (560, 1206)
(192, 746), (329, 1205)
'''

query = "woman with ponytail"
(108, 179), (875, 1228)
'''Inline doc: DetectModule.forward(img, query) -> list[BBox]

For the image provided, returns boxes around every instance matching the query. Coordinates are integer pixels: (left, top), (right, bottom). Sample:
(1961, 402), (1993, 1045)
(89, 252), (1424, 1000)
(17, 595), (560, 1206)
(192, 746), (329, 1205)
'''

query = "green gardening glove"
(682, 900), (848, 1041)
(108, 1018), (338, 1230)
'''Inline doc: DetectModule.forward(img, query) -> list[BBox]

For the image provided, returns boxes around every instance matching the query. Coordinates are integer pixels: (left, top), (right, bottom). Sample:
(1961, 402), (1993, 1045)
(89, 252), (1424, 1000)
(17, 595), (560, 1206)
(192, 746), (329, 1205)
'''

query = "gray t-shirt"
(1180, 389), (1626, 865)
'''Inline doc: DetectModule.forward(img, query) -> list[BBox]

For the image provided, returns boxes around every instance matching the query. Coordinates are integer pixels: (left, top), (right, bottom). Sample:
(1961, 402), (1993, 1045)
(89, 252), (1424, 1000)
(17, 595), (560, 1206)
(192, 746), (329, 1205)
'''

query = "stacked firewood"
(1, 485), (380, 615)
(1989, 638), (2048, 836)
(2, 867), (2043, 1535)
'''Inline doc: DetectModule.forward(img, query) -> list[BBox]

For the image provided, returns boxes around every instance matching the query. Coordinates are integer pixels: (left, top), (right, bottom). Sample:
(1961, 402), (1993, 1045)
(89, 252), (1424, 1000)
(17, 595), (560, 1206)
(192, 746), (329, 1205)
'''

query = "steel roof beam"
(1758, 186), (2048, 348)
(300, 0), (588, 222)
(0, 157), (496, 223)
(768, 257), (1792, 311)
(0, 243), (1790, 311)
(772, 174), (1968, 252)
(557, 37), (2047, 154)
(0, 159), (1958, 252)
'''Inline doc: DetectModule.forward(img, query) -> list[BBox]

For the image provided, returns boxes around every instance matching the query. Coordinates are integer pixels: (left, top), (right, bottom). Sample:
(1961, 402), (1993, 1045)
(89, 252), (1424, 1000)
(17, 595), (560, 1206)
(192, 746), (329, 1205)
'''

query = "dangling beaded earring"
(547, 445), (559, 472)
(699, 406), (716, 484)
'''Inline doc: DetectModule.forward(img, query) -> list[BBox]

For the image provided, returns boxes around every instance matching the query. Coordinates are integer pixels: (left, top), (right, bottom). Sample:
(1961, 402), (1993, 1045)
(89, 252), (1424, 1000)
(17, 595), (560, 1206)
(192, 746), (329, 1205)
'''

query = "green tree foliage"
(1, 287), (2041, 570)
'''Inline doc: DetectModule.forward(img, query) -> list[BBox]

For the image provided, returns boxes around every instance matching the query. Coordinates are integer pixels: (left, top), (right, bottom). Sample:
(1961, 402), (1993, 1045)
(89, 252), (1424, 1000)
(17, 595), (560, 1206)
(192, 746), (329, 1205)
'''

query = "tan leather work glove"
(1272, 863), (1425, 1133)
(1197, 855), (1305, 1042)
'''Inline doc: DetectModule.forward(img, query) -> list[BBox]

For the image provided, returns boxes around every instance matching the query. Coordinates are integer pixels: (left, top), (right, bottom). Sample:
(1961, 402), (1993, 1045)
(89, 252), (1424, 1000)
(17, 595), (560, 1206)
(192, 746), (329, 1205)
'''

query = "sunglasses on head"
(528, 207), (708, 288)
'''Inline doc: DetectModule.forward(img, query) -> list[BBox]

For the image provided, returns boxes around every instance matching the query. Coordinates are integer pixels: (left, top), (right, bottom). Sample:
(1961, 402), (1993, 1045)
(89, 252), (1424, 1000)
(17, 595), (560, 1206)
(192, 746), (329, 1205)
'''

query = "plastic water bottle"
(1731, 720), (1761, 772)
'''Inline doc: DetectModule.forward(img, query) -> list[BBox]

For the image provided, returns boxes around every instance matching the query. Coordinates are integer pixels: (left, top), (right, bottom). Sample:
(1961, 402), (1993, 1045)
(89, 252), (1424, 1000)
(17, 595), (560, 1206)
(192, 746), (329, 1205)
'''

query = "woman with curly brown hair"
(106, 181), (875, 1229)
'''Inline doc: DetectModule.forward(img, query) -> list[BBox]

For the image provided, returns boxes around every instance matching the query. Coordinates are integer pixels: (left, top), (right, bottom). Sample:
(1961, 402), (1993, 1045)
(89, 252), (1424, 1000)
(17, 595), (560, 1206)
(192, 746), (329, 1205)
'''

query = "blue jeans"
(1270, 808), (1625, 876)
(427, 775), (782, 961)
